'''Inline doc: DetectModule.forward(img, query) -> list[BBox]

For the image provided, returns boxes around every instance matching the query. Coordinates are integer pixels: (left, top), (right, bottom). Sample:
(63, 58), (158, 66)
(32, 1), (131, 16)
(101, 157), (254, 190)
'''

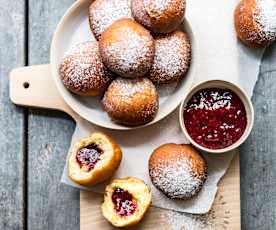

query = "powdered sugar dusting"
(88, 0), (132, 39)
(145, 0), (185, 17)
(59, 41), (113, 94)
(107, 77), (157, 97)
(149, 157), (206, 199)
(100, 21), (154, 78)
(66, 41), (96, 56)
(162, 194), (232, 230)
(165, 209), (230, 230)
(254, 0), (276, 41)
(132, 0), (185, 33)
(147, 0), (174, 12)
(102, 78), (159, 125)
(131, 0), (152, 28)
(149, 31), (191, 84)
(167, 211), (211, 230)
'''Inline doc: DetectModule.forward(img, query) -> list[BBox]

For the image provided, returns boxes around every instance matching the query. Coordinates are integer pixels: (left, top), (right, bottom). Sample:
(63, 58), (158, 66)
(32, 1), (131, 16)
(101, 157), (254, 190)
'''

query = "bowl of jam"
(179, 80), (254, 153)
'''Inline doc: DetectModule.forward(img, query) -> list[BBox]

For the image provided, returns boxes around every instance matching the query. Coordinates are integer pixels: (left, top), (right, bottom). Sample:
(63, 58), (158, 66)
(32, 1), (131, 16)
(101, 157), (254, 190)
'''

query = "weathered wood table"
(1, 1), (276, 229)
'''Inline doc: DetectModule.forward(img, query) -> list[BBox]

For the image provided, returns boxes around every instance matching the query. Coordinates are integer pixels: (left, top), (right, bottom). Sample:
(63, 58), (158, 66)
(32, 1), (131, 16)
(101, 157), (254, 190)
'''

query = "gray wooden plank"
(260, 44), (276, 73)
(0, 1), (26, 229)
(27, 1), (78, 230)
(240, 43), (276, 230)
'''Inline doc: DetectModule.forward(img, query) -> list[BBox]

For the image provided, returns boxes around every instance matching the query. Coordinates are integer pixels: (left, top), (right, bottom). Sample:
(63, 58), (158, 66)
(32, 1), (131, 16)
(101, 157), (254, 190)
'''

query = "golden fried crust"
(99, 19), (155, 78)
(149, 144), (207, 177)
(88, 0), (132, 40)
(59, 41), (114, 96)
(101, 177), (152, 227)
(234, 0), (275, 48)
(131, 0), (186, 33)
(102, 78), (159, 126)
(68, 132), (122, 186)
(149, 144), (207, 199)
(148, 31), (191, 84)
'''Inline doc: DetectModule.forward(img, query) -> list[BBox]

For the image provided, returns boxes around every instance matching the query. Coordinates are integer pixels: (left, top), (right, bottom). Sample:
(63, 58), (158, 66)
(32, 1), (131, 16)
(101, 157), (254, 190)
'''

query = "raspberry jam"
(76, 143), (103, 171)
(183, 88), (247, 149)
(112, 188), (137, 217)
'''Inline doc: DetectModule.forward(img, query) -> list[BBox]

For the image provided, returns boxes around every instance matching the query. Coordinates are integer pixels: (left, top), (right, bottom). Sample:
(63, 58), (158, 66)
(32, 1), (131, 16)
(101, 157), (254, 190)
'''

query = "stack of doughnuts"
(59, 0), (191, 126)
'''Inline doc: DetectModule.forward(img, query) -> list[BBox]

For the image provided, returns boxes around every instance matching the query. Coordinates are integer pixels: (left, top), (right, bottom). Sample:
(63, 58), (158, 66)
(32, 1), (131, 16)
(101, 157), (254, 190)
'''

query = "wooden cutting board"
(9, 64), (241, 229)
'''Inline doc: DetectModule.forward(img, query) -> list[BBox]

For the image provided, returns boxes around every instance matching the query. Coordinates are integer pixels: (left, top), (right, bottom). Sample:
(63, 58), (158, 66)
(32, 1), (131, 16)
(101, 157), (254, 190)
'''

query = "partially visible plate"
(51, 0), (195, 130)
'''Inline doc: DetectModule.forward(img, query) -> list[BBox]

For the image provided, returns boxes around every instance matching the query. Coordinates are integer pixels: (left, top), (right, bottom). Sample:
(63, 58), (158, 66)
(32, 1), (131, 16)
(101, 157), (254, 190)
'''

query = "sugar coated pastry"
(131, 0), (186, 33)
(149, 144), (207, 199)
(99, 19), (155, 78)
(68, 132), (122, 186)
(88, 0), (132, 40)
(102, 77), (159, 126)
(234, 0), (276, 48)
(59, 41), (114, 96)
(148, 30), (191, 84)
(101, 177), (152, 227)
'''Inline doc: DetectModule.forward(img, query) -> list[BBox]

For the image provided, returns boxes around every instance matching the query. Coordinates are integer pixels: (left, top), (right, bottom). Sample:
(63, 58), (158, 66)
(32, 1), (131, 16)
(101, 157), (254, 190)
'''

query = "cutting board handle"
(9, 64), (77, 120)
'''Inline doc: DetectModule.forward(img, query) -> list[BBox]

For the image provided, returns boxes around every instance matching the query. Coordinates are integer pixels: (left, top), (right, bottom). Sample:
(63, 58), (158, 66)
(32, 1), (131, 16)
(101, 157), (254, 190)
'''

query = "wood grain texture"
(27, 1), (78, 230)
(0, 1), (26, 229)
(9, 64), (76, 119)
(81, 154), (240, 230)
(240, 44), (276, 230)
(8, 60), (241, 229)
(4, 0), (276, 229)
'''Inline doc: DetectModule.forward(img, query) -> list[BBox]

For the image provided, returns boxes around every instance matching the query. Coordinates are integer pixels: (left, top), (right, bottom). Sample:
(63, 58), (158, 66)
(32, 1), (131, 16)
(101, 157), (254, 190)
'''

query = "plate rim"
(50, 0), (195, 130)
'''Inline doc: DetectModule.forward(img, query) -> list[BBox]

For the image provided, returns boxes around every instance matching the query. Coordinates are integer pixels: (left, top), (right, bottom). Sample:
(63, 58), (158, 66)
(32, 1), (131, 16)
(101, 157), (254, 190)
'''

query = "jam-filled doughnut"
(88, 0), (132, 40)
(148, 31), (191, 84)
(102, 77), (159, 126)
(234, 0), (276, 48)
(149, 144), (207, 199)
(99, 19), (155, 78)
(59, 41), (114, 96)
(131, 0), (186, 33)
(101, 177), (152, 227)
(68, 132), (122, 186)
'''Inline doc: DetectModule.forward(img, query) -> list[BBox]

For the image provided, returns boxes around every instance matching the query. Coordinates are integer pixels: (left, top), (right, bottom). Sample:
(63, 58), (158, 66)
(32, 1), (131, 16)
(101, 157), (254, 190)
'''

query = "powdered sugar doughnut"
(59, 41), (114, 96)
(234, 0), (276, 48)
(148, 31), (191, 84)
(131, 0), (186, 33)
(102, 77), (159, 126)
(99, 19), (155, 78)
(149, 144), (207, 199)
(88, 0), (133, 40)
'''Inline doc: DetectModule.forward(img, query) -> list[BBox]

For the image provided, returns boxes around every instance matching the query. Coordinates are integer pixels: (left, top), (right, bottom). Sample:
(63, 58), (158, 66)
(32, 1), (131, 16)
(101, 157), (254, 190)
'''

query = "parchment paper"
(61, 0), (265, 214)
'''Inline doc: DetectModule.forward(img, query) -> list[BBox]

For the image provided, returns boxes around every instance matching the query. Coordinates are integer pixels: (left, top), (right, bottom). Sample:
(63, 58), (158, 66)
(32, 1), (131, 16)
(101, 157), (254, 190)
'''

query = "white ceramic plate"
(51, 0), (195, 130)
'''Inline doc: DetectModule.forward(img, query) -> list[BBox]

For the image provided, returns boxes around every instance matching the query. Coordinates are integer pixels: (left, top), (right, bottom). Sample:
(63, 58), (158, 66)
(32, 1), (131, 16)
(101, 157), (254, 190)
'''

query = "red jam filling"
(183, 88), (247, 149)
(76, 143), (103, 171)
(112, 188), (137, 217)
